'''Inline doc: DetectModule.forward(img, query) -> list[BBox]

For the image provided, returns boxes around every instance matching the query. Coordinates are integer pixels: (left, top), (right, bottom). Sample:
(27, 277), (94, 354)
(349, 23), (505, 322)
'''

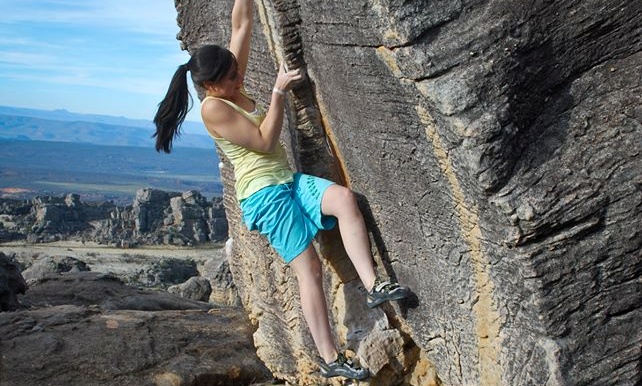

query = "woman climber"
(153, 0), (409, 380)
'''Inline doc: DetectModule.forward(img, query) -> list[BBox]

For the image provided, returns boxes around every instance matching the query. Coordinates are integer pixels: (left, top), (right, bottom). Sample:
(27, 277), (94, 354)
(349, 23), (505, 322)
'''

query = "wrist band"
(272, 88), (285, 96)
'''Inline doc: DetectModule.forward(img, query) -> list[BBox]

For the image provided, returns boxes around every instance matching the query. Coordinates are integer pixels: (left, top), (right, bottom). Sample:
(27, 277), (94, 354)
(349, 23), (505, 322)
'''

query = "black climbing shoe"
(319, 352), (369, 380)
(367, 277), (409, 308)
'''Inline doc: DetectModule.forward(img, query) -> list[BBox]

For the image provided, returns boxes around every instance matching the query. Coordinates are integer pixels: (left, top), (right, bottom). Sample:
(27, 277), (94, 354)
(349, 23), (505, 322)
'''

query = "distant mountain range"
(0, 106), (222, 202)
(0, 105), (213, 149)
(0, 140), (222, 203)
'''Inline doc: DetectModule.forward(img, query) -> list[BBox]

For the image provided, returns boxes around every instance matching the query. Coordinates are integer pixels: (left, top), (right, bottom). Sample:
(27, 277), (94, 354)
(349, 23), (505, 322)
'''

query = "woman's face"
(207, 61), (243, 98)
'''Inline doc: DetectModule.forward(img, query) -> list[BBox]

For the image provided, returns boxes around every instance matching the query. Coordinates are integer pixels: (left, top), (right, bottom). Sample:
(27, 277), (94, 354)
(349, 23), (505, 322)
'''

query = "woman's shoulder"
(201, 97), (240, 135)
(201, 96), (236, 117)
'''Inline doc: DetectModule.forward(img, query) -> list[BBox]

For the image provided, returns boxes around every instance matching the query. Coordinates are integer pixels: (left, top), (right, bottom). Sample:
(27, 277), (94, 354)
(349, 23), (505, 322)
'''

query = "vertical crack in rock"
(255, 0), (430, 383)
(255, 0), (346, 184)
(315, 99), (351, 187)
(373, 14), (503, 385)
(417, 105), (502, 386)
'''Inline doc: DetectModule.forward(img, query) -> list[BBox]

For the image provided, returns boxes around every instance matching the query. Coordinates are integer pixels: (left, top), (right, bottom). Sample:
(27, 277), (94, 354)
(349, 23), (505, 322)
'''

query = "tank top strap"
(201, 87), (259, 124)
(201, 95), (245, 114)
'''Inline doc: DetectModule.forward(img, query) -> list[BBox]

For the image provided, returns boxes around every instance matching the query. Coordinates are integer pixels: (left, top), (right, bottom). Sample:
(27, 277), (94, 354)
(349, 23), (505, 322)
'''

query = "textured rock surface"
(27, 193), (115, 243)
(0, 252), (27, 311)
(168, 276), (213, 301)
(21, 255), (90, 284)
(0, 271), (272, 386)
(202, 258), (241, 306)
(176, 0), (641, 385)
(142, 257), (200, 287)
(0, 188), (228, 246)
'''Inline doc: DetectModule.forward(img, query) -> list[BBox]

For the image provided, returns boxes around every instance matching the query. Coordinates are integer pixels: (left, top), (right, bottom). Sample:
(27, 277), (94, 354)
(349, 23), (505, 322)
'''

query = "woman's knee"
(323, 185), (358, 216)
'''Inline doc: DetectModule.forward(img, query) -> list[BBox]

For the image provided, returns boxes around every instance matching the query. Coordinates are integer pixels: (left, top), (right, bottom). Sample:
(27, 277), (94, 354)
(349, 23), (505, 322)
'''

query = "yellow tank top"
(201, 92), (293, 201)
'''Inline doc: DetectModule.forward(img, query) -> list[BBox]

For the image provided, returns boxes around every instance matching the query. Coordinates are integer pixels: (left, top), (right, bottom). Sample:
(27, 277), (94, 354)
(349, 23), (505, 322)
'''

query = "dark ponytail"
(153, 45), (236, 153)
(153, 63), (191, 153)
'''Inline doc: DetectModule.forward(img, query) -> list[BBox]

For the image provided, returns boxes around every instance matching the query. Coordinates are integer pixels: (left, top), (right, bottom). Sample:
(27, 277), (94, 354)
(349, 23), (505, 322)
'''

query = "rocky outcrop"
(0, 271), (272, 386)
(0, 252), (27, 311)
(21, 255), (90, 284)
(27, 193), (115, 242)
(143, 257), (200, 288)
(0, 200), (28, 242)
(95, 189), (228, 246)
(168, 276), (213, 302)
(0, 188), (228, 247)
(176, 1), (641, 385)
(202, 258), (241, 307)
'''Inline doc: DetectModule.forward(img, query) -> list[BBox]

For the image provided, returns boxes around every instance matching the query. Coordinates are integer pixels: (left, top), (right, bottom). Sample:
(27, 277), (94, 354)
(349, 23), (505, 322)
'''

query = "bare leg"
(290, 245), (338, 363)
(321, 185), (377, 291)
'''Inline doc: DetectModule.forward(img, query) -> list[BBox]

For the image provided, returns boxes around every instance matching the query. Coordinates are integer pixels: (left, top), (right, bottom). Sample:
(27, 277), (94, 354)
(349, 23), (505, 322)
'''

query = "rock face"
(0, 189), (228, 247)
(0, 252), (27, 311)
(175, 1), (641, 385)
(0, 271), (272, 386)
(28, 193), (115, 243)
(96, 189), (228, 246)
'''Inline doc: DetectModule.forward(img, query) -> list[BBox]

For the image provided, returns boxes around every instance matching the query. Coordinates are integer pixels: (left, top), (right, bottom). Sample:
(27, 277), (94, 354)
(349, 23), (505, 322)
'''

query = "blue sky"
(0, 0), (202, 123)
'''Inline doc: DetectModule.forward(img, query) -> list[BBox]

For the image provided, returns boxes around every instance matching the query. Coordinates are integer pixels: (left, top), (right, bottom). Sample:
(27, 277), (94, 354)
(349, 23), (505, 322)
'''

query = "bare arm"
(229, 0), (253, 78)
(202, 65), (302, 153)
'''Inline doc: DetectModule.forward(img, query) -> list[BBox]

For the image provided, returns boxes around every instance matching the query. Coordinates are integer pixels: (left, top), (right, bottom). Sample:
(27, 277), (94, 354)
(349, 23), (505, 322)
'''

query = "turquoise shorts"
(240, 173), (337, 263)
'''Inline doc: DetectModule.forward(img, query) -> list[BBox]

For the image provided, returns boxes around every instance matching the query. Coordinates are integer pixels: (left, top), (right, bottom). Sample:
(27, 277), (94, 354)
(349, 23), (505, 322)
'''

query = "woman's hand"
(273, 64), (303, 93)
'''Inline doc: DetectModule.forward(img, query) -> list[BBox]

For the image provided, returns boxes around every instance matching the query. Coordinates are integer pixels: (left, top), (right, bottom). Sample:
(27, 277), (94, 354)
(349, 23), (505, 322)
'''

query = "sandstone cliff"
(175, 1), (641, 385)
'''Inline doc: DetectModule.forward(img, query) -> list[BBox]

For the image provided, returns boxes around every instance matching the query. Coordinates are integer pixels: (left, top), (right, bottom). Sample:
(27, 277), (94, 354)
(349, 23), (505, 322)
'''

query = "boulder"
(168, 276), (212, 302)
(21, 255), (90, 284)
(0, 271), (272, 386)
(175, 0), (641, 385)
(141, 258), (199, 289)
(202, 258), (240, 307)
(0, 252), (27, 311)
